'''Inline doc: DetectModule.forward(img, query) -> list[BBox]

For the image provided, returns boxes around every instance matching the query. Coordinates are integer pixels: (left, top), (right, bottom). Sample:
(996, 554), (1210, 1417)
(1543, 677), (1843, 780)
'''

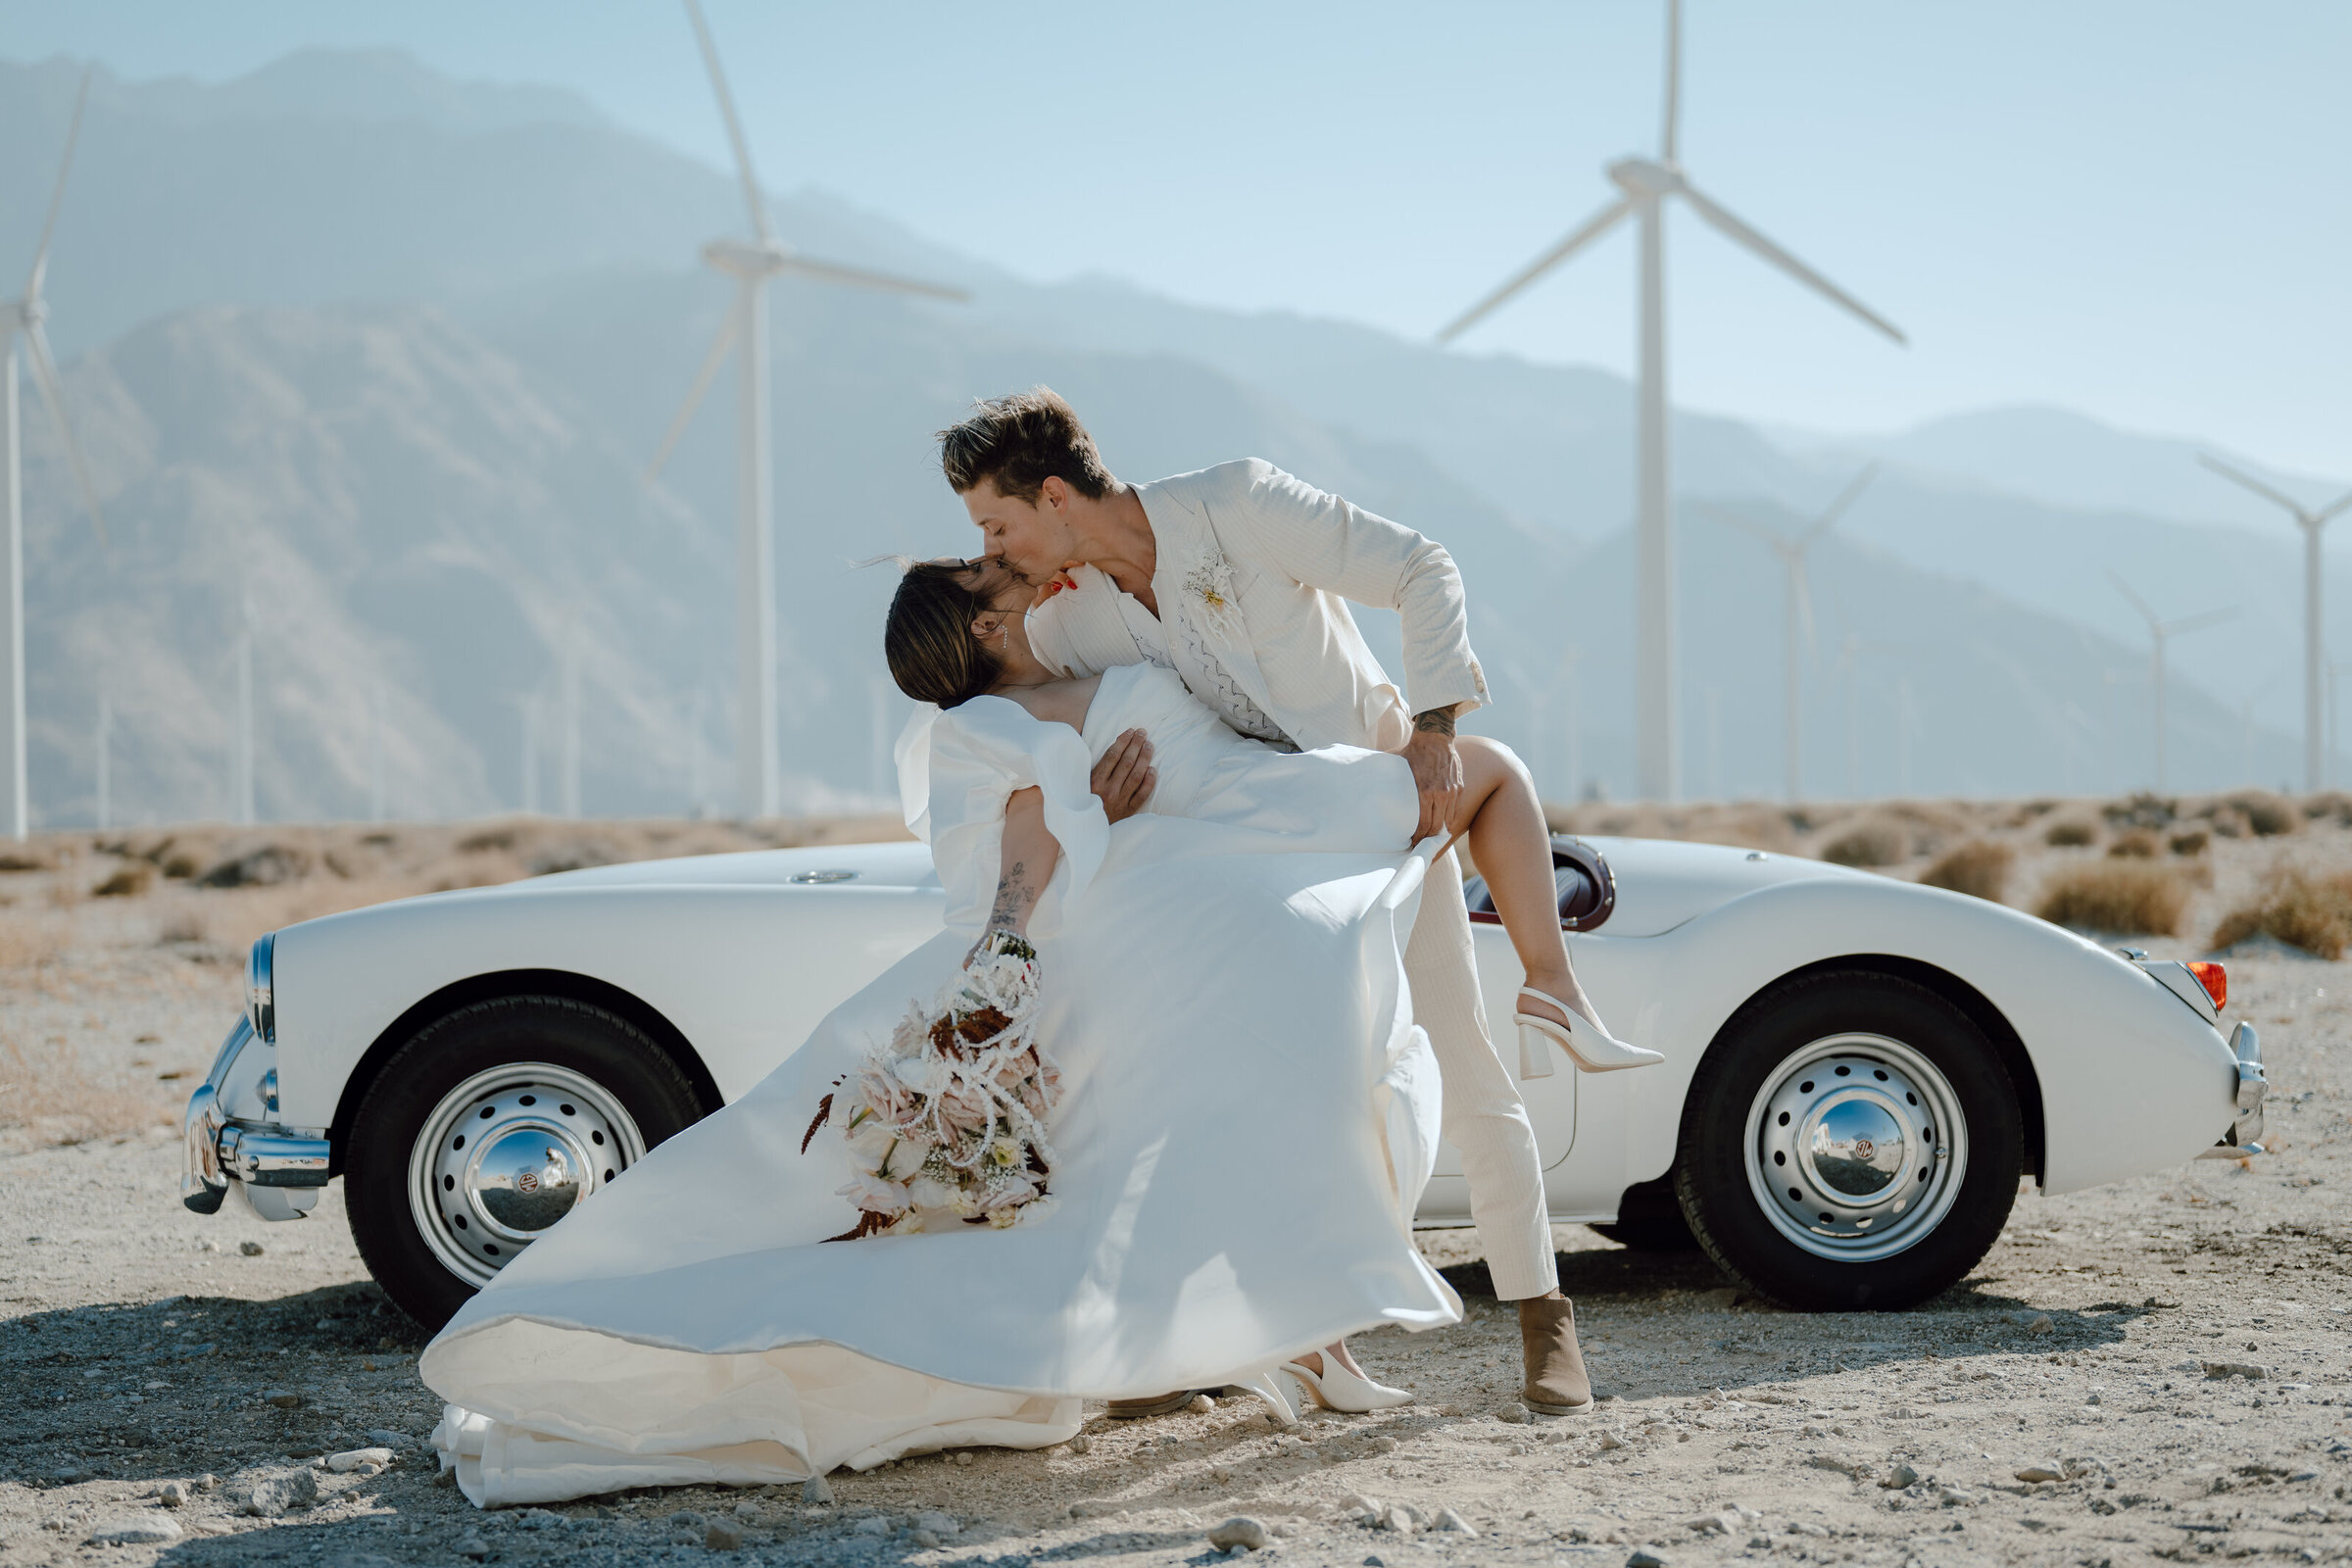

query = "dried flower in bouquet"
(804, 931), (1062, 1240)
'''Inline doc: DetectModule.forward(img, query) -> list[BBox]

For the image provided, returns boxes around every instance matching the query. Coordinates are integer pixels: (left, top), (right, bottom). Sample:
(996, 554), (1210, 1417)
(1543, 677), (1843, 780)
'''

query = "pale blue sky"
(6, 1), (2349, 476)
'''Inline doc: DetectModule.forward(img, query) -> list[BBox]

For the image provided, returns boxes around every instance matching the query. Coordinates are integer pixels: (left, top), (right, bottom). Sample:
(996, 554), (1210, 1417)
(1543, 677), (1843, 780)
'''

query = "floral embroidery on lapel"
(1181, 549), (1248, 647)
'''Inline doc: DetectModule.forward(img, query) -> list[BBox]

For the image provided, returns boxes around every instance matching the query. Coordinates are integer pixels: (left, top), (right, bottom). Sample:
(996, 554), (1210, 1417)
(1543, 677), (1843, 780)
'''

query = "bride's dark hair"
(885, 559), (1003, 709)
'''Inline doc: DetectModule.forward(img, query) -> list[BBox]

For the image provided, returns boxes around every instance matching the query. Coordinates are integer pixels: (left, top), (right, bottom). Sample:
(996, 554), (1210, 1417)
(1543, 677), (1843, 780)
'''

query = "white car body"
(183, 835), (2264, 1309)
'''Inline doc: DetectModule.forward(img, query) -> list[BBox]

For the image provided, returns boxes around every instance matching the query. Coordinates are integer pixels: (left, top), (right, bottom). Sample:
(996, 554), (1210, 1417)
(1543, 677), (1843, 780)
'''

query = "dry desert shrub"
(1680, 805), (1797, 854)
(2170, 828), (2209, 857)
(2222, 792), (2298, 837)
(2102, 792), (2177, 831)
(2107, 829), (2159, 859)
(92, 861), (154, 897)
(2043, 817), (2097, 848)
(2034, 860), (2190, 936)
(2210, 868), (2352, 960)
(1820, 820), (1905, 868)
(1918, 840), (2016, 903)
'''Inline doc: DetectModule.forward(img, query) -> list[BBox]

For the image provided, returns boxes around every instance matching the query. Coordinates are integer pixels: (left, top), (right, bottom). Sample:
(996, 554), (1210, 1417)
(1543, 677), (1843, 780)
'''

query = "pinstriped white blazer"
(1026, 459), (1489, 753)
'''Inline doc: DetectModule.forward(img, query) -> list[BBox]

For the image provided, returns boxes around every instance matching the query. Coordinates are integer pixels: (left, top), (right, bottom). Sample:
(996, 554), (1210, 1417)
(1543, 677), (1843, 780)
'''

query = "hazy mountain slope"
(1779, 404), (2352, 537)
(21, 305), (734, 826)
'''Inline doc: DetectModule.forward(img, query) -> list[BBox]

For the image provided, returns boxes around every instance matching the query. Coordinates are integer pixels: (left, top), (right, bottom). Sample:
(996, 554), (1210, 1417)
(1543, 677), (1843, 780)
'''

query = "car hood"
(1576, 836), (1870, 938)
(528, 833), (1860, 937)
(520, 839), (941, 892)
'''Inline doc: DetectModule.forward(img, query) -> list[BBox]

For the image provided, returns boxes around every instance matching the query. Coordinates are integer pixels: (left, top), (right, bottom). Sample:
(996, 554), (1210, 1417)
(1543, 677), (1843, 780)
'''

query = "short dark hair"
(937, 387), (1111, 504)
(885, 559), (1002, 709)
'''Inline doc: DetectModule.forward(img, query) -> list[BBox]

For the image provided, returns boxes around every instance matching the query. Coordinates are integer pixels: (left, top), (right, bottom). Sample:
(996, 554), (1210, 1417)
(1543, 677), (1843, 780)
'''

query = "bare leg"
(1294, 1341), (1368, 1379)
(1447, 737), (1600, 1035)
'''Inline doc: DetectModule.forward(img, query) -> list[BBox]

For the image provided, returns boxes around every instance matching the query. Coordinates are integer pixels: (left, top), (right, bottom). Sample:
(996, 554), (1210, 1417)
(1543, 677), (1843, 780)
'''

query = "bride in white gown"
(424, 561), (1548, 1507)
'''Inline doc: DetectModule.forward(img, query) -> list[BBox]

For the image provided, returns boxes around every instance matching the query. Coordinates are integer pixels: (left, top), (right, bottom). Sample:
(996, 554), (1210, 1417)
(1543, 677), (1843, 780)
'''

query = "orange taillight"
(2187, 960), (2227, 1010)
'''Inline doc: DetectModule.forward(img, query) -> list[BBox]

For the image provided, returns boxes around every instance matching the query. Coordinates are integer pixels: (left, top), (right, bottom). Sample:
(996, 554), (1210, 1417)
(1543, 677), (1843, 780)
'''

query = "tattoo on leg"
(1413, 707), (1457, 737)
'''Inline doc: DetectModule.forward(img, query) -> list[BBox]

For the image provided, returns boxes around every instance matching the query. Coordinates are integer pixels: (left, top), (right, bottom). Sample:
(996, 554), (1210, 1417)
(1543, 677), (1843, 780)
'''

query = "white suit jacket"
(1025, 459), (1488, 753)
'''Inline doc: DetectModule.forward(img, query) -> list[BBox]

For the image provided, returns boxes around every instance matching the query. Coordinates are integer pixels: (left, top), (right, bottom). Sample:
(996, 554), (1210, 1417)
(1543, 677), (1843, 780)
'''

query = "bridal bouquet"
(805, 931), (1063, 1240)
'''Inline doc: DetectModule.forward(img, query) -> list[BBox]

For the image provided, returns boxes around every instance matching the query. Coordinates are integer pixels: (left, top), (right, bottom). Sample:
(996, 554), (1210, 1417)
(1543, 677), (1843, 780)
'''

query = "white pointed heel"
(1283, 1352), (1413, 1413)
(1515, 987), (1663, 1074)
(1233, 1367), (1301, 1428)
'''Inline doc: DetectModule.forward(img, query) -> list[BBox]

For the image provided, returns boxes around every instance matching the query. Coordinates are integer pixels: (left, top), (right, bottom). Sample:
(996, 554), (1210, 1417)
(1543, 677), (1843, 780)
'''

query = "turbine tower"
(2, 70), (107, 841)
(2197, 453), (2352, 792)
(648, 0), (967, 819)
(1694, 465), (1876, 803)
(1436, 0), (1904, 801)
(2109, 573), (2235, 793)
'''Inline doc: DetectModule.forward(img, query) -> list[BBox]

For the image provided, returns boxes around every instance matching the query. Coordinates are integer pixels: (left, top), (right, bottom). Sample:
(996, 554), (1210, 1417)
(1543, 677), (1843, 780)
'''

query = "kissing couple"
(422, 388), (1660, 1506)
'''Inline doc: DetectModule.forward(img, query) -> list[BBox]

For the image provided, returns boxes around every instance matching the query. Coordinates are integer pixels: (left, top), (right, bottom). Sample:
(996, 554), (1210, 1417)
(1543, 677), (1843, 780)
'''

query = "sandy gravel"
(2, 807), (2349, 1567)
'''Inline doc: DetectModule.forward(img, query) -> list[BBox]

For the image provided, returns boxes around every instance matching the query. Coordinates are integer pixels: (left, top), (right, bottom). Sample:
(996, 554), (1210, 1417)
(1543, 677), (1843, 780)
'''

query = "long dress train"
(423, 663), (1461, 1506)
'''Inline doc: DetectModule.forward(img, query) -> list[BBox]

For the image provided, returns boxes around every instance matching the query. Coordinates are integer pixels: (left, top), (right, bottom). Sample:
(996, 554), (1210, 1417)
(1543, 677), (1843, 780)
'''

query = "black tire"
(1674, 970), (2022, 1311)
(345, 996), (710, 1331)
(1589, 1175), (1698, 1251)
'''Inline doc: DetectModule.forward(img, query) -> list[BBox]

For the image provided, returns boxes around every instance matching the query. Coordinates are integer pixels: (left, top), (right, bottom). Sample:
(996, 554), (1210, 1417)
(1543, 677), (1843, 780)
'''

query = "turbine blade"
(24, 321), (107, 548)
(2315, 490), (2352, 525)
(2107, 570), (2160, 629)
(644, 302), (741, 485)
(1688, 497), (1789, 550)
(777, 253), (970, 302)
(1435, 195), (1636, 344)
(2169, 606), (2239, 637)
(2197, 452), (2307, 516)
(682, 0), (770, 243)
(26, 68), (93, 300)
(1677, 181), (1907, 345)
(1804, 462), (1878, 545)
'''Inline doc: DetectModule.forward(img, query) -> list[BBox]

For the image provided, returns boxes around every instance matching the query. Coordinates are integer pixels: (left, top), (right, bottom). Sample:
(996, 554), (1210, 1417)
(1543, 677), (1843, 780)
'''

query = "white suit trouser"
(1403, 849), (1558, 1301)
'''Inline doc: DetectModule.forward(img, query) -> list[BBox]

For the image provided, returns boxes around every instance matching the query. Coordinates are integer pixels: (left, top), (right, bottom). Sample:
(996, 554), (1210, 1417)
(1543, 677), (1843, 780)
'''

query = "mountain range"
(1, 49), (2333, 825)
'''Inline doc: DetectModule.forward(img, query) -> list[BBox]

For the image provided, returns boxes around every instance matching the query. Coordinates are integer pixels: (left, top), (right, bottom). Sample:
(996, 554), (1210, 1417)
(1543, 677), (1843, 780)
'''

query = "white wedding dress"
(422, 663), (1461, 1506)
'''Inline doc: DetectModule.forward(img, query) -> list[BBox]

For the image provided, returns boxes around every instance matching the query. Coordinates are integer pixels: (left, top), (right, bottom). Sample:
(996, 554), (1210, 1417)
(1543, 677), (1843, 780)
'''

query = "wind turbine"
(1436, 0), (1904, 803)
(3, 70), (107, 841)
(648, 0), (967, 819)
(2109, 573), (2235, 793)
(2197, 453), (2352, 792)
(1694, 465), (1876, 802)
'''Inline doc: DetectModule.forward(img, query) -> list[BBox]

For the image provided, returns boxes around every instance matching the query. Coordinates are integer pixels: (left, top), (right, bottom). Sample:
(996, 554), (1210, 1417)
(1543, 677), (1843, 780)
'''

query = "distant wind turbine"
(1694, 465), (1877, 802)
(647, 0), (968, 820)
(2109, 573), (2235, 793)
(2197, 453), (2352, 792)
(2, 70), (107, 841)
(231, 595), (255, 826)
(1436, 0), (1904, 803)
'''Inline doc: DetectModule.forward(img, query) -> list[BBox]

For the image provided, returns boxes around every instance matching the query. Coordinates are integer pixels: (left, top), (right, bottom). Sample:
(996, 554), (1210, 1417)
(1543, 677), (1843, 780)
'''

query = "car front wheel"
(345, 996), (709, 1330)
(1674, 971), (2023, 1311)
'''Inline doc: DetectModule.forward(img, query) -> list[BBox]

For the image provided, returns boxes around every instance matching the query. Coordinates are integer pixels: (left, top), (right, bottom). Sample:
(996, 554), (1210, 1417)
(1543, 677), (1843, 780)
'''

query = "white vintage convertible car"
(180, 834), (2264, 1328)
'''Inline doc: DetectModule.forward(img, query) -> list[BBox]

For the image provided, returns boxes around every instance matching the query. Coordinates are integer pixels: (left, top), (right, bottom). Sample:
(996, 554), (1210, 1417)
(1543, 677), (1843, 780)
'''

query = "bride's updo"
(886, 559), (1002, 709)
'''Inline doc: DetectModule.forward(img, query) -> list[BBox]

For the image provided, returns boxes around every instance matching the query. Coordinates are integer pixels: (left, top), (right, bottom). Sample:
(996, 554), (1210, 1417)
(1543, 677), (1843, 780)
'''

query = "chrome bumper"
(180, 1015), (331, 1216)
(2196, 1021), (2266, 1159)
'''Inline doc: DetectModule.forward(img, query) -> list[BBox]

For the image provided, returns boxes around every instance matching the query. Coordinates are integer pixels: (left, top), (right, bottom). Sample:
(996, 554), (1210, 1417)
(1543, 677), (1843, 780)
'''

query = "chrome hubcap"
(408, 1063), (646, 1286)
(1743, 1033), (1968, 1263)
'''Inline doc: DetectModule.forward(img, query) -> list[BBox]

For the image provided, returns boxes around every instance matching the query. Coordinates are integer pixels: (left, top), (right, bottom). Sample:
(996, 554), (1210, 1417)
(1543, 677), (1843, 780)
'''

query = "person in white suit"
(940, 388), (1657, 1417)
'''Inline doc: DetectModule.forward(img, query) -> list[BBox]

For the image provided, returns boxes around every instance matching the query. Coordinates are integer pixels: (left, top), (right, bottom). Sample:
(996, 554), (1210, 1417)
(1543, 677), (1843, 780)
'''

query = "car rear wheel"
(345, 996), (709, 1330)
(1674, 971), (2022, 1311)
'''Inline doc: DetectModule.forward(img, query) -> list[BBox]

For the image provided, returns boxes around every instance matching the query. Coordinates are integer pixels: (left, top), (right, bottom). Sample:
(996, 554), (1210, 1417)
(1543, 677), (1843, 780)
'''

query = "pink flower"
(836, 1171), (909, 1216)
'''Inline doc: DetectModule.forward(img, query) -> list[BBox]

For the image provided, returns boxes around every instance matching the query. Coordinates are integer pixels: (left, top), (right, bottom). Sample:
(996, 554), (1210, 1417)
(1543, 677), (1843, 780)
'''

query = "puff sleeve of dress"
(924, 696), (1110, 938)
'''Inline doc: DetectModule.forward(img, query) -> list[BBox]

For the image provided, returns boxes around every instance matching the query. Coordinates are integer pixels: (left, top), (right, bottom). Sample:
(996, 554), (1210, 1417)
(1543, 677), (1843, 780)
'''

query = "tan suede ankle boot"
(1518, 1294), (1593, 1415)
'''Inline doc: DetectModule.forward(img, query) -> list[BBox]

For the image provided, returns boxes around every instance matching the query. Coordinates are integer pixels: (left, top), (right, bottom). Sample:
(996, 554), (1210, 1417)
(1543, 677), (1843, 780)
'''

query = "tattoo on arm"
(1413, 706), (1457, 737)
(989, 858), (1037, 933)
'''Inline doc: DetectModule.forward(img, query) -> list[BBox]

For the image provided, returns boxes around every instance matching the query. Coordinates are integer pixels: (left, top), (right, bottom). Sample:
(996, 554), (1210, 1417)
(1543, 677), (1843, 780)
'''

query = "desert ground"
(2, 795), (2348, 1567)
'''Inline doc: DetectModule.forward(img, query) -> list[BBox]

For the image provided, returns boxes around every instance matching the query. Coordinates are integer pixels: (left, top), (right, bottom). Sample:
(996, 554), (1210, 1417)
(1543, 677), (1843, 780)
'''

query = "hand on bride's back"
(1092, 728), (1155, 824)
